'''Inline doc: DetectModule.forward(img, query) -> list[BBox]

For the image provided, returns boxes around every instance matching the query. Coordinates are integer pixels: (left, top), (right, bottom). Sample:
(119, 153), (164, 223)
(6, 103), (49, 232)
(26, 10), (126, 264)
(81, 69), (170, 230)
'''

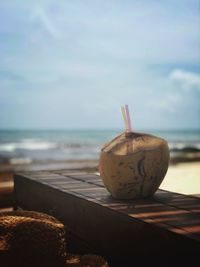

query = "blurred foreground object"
(0, 210), (66, 267)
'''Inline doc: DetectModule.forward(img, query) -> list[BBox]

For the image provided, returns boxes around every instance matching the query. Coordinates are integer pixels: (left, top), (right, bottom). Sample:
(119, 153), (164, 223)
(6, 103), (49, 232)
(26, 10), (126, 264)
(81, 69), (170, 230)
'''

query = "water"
(0, 129), (199, 165)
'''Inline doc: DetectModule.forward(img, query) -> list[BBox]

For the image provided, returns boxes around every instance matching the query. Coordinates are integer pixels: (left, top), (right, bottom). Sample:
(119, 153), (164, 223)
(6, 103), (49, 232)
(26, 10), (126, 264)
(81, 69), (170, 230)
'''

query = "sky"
(0, 0), (200, 130)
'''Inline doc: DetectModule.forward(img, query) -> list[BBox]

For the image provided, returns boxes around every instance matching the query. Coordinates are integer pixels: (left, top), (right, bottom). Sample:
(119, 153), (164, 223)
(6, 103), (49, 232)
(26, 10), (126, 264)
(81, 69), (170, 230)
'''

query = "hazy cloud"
(170, 69), (200, 90)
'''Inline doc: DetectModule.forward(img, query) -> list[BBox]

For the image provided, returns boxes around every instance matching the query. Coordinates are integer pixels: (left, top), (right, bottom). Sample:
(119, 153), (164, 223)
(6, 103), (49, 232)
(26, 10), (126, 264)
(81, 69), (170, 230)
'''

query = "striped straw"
(125, 104), (132, 132)
(121, 106), (128, 131)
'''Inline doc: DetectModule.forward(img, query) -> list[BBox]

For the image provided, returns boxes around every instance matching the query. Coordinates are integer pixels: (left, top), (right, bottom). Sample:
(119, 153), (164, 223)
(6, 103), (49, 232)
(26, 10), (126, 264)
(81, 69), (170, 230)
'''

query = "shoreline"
(0, 155), (200, 172)
(0, 159), (99, 173)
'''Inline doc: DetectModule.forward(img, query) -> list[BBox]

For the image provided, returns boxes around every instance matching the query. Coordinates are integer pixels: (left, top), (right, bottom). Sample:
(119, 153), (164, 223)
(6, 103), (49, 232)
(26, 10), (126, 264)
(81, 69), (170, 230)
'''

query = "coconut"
(99, 132), (169, 199)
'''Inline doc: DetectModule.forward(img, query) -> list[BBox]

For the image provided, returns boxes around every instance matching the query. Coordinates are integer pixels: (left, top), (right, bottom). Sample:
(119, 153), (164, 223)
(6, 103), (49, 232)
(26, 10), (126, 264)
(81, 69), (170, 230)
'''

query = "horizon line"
(0, 127), (200, 132)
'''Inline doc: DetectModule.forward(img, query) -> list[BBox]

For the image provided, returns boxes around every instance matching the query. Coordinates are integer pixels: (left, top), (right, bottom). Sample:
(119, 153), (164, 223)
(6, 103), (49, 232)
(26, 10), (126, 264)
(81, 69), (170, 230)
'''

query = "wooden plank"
(153, 190), (200, 214)
(14, 171), (200, 266)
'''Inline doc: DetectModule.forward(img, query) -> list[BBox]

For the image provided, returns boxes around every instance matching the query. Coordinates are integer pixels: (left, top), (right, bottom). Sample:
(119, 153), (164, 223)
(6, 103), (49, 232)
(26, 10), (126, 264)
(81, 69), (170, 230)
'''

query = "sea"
(0, 129), (200, 166)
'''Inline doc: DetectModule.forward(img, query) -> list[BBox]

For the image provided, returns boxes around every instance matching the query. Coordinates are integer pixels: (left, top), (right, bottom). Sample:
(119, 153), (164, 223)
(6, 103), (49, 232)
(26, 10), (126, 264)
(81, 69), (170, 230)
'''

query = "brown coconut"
(99, 132), (169, 199)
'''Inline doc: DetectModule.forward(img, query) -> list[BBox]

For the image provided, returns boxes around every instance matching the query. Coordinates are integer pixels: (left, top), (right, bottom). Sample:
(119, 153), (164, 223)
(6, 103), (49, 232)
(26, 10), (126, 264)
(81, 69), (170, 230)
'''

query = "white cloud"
(169, 69), (200, 90)
(147, 92), (182, 114)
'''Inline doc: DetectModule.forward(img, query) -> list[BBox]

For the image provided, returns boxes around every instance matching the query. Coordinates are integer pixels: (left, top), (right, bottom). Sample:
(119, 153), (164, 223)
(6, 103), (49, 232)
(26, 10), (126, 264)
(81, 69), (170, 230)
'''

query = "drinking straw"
(125, 104), (132, 132)
(121, 106), (128, 131)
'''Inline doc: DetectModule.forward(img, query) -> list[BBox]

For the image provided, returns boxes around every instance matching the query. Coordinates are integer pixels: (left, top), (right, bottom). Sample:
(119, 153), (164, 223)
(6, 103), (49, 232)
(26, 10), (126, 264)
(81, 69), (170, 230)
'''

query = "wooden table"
(14, 170), (200, 266)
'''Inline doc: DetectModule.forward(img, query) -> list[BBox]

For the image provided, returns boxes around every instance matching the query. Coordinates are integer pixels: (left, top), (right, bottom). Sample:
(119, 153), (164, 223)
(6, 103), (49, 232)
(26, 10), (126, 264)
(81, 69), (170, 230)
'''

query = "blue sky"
(0, 0), (200, 130)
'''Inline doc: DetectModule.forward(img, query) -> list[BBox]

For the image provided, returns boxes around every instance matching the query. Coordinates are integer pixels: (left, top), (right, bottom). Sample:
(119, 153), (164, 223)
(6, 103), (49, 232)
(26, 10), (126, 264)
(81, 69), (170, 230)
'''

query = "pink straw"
(125, 104), (132, 132)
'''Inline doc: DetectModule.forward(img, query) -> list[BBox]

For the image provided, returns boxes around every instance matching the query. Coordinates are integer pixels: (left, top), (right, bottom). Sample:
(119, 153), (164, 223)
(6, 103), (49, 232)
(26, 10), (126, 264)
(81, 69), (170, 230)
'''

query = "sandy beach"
(160, 162), (200, 196)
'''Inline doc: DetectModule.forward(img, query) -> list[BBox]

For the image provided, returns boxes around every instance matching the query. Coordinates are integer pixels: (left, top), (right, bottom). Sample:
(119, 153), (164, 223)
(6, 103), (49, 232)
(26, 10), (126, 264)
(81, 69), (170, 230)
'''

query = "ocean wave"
(0, 143), (17, 152)
(0, 139), (101, 153)
(0, 140), (200, 153)
(0, 141), (57, 152)
(9, 157), (32, 165)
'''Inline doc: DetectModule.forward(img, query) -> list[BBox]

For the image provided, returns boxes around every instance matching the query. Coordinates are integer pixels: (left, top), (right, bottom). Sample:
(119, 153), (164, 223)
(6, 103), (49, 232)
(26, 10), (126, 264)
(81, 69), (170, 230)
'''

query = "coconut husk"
(0, 210), (66, 267)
